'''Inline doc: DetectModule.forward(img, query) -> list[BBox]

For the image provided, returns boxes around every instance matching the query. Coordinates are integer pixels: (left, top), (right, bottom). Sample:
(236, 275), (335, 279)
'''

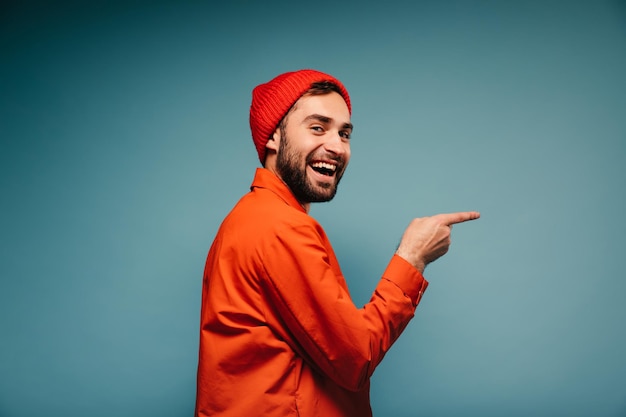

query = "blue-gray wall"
(1, 1), (625, 416)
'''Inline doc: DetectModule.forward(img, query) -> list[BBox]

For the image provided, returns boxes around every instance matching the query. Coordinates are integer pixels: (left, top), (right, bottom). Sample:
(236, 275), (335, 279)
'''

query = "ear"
(266, 127), (281, 152)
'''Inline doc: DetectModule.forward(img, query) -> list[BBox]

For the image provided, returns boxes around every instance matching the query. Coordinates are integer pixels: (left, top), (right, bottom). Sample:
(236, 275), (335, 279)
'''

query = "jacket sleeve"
(259, 218), (428, 392)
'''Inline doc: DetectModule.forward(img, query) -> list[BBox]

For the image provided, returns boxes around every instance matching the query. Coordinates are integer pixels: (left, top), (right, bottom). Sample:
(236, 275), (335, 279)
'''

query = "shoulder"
(223, 187), (325, 242)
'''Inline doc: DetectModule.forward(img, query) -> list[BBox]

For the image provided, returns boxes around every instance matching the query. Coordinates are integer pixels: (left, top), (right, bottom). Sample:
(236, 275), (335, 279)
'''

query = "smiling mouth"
(310, 161), (337, 177)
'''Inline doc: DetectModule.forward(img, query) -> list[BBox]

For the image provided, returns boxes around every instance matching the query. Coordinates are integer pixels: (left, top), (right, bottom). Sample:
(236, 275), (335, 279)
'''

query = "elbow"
(329, 355), (374, 392)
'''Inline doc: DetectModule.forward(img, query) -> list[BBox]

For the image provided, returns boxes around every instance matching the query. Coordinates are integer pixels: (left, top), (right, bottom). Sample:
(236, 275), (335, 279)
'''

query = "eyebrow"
(303, 114), (353, 131)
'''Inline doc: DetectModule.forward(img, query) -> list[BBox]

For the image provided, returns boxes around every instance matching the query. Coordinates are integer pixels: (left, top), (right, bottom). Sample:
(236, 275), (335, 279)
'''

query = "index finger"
(433, 211), (481, 226)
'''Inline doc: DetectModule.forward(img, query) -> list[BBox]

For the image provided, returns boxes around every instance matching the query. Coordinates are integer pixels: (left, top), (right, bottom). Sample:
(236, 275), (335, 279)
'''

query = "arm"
(260, 220), (427, 392)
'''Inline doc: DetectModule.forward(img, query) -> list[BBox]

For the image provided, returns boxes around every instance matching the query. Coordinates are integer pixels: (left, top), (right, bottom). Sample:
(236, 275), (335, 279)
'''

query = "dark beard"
(275, 129), (344, 204)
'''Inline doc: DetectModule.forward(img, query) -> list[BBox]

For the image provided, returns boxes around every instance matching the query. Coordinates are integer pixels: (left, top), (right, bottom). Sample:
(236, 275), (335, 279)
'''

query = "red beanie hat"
(249, 69), (351, 164)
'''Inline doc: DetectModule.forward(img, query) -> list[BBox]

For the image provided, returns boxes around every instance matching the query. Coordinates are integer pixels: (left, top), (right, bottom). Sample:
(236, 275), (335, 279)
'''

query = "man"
(195, 69), (479, 416)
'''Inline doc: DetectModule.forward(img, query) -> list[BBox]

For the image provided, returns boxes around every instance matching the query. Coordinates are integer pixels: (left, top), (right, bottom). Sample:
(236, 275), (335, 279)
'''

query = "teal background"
(1, 1), (625, 416)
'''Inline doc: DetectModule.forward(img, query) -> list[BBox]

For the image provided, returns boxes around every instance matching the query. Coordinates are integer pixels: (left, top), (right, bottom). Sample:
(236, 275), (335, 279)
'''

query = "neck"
(264, 164), (311, 213)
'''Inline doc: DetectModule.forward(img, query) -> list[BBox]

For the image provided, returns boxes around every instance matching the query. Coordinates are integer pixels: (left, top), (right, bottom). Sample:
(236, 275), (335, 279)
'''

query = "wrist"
(395, 250), (425, 273)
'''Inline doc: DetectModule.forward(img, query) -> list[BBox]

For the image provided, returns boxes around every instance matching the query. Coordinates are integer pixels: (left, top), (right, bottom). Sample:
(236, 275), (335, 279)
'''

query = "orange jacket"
(195, 168), (428, 417)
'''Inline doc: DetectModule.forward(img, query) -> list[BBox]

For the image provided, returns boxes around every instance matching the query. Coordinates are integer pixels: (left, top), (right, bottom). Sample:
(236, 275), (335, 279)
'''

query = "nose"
(323, 131), (349, 156)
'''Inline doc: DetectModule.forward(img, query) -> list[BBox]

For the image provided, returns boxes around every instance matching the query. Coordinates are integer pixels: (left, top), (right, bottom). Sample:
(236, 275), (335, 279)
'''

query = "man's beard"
(275, 129), (346, 204)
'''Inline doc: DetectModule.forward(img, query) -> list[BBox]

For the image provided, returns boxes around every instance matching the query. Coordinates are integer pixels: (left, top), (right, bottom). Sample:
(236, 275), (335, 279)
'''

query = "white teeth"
(311, 162), (336, 171)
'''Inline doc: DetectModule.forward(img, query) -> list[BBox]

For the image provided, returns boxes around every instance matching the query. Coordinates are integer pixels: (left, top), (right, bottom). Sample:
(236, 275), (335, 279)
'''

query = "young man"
(195, 69), (479, 416)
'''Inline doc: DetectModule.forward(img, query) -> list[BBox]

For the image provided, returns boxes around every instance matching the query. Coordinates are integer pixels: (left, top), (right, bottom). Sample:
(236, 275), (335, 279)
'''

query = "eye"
(311, 125), (324, 133)
(340, 130), (351, 139)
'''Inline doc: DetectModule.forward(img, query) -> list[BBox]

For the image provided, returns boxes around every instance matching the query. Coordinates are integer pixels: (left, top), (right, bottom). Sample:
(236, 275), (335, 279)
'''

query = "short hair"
(278, 81), (343, 131)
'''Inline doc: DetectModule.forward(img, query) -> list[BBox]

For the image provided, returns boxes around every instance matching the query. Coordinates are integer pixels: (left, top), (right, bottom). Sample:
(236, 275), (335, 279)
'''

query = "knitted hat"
(249, 69), (351, 164)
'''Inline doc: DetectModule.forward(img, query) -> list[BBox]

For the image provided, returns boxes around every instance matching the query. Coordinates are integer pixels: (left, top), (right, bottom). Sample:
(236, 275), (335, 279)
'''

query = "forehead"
(287, 92), (351, 124)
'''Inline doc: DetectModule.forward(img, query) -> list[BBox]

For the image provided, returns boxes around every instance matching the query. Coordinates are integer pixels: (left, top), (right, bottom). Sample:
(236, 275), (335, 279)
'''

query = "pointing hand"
(395, 212), (480, 273)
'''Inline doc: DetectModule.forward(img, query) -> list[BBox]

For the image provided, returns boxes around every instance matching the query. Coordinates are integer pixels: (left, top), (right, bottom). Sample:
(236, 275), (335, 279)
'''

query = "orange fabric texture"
(195, 168), (429, 417)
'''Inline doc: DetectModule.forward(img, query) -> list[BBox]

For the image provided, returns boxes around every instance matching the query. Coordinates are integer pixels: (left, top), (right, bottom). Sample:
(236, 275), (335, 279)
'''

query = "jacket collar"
(250, 168), (307, 213)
